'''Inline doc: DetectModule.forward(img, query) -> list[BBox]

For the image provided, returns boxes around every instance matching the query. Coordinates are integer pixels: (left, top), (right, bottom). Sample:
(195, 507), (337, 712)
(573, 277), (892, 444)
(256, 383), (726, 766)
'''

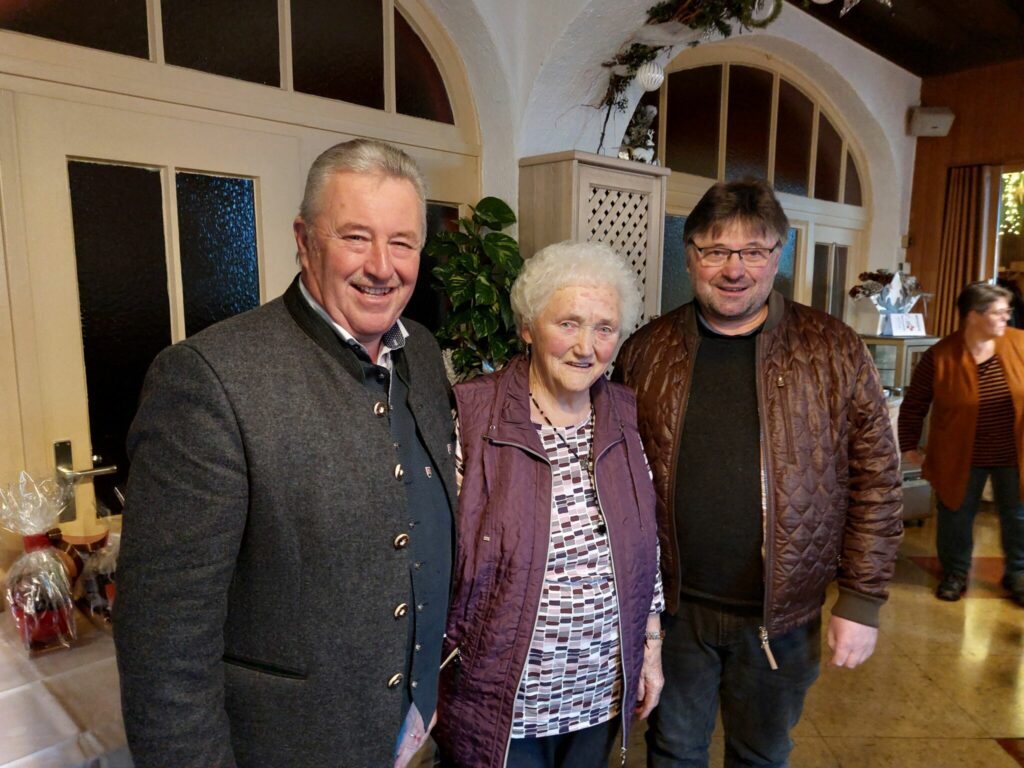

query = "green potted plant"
(428, 197), (524, 381)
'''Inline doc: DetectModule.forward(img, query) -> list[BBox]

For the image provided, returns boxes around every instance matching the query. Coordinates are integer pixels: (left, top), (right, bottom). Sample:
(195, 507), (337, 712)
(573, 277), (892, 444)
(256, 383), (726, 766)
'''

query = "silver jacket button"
(394, 603), (408, 619)
(373, 401), (387, 416)
(387, 673), (403, 689)
(393, 533), (410, 549)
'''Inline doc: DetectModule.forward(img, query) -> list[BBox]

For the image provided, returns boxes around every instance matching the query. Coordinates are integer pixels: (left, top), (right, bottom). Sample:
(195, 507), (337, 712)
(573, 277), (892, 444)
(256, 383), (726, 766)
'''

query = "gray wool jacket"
(115, 277), (457, 768)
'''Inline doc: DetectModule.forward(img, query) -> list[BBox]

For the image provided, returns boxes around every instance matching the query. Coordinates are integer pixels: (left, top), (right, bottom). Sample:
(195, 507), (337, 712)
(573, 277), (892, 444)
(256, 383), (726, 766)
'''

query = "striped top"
(973, 355), (1017, 465)
(898, 351), (1016, 465)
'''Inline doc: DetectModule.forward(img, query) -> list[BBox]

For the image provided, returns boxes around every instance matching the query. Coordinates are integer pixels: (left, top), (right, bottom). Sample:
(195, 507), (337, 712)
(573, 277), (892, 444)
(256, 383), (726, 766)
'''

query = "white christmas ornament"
(635, 61), (665, 92)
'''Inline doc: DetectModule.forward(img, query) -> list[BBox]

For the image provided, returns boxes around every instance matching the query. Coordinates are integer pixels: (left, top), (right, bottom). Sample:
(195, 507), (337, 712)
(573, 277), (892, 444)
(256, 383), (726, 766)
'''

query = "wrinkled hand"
(827, 615), (877, 669)
(635, 641), (664, 719)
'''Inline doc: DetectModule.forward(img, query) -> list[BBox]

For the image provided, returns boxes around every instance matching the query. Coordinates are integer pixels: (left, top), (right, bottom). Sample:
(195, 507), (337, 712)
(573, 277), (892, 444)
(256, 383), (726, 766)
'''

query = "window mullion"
(384, 0), (396, 113)
(279, 0), (294, 91)
(148, 0), (165, 64)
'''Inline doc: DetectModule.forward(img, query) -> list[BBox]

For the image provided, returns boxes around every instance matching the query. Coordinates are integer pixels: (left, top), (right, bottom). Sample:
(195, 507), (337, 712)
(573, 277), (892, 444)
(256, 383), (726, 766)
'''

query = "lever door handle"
(57, 464), (117, 483)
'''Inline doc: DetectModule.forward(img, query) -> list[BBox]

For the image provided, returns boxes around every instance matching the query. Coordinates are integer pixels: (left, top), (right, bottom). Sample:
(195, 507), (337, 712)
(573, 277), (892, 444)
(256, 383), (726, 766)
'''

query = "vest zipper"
(594, 438), (631, 766)
(755, 335), (779, 671)
(759, 625), (779, 670)
(487, 435), (551, 768)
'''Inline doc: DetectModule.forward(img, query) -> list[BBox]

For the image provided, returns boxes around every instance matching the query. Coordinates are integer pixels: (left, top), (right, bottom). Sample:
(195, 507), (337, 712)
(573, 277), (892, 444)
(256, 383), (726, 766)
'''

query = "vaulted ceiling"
(787, 0), (1024, 77)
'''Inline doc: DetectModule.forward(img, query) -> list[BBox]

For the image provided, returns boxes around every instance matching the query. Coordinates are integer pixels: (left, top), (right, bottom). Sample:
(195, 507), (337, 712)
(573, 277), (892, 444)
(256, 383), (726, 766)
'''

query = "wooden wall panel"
(907, 58), (1024, 322)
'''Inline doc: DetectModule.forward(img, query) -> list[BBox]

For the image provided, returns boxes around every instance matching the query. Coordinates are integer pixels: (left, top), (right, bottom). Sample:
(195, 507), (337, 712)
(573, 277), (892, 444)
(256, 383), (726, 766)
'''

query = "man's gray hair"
(299, 138), (427, 241)
(511, 241), (644, 343)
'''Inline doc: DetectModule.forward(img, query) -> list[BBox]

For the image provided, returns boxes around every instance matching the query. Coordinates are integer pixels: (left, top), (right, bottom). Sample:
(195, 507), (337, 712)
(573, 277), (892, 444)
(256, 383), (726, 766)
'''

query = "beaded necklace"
(529, 392), (606, 535)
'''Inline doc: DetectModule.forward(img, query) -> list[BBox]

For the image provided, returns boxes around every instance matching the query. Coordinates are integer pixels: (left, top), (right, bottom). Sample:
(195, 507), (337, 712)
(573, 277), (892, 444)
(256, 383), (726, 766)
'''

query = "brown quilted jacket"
(614, 292), (903, 636)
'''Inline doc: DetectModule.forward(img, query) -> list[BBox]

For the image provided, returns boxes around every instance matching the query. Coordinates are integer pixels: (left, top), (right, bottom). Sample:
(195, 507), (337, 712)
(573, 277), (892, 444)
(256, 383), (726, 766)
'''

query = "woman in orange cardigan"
(899, 282), (1024, 606)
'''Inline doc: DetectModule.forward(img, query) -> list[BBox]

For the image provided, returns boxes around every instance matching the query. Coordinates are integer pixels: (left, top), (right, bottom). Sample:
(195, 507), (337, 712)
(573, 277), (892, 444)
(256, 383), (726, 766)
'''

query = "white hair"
(511, 241), (644, 344)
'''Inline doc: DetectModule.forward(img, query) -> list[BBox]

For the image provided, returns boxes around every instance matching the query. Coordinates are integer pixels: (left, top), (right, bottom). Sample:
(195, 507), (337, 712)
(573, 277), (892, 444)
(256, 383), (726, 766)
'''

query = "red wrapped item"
(1, 473), (77, 653)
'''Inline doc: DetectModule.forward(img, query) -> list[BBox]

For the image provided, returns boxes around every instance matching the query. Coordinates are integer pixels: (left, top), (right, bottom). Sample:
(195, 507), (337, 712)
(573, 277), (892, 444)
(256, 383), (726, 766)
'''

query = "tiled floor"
(3, 506), (1021, 767)
(613, 506), (1024, 767)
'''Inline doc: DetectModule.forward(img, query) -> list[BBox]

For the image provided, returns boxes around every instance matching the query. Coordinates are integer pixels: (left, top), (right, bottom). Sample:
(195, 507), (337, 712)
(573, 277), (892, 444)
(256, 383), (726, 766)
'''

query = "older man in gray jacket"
(115, 139), (456, 768)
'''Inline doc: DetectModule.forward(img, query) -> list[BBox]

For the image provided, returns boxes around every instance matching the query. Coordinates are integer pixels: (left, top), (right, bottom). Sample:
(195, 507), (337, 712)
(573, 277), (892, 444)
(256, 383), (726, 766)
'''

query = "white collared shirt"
(298, 278), (408, 372)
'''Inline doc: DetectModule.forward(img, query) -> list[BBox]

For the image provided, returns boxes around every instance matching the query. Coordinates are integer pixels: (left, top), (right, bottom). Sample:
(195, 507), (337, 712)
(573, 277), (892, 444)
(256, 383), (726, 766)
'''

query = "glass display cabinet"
(860, 334), (939, 396)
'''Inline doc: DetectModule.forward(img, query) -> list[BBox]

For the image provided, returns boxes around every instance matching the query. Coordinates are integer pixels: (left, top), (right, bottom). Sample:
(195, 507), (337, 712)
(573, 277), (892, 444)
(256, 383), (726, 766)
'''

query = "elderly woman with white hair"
(435, 241), (664, 768)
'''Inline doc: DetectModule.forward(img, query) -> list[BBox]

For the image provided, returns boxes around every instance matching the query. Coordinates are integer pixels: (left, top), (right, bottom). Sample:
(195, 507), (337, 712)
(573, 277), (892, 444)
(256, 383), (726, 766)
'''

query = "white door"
(3, 92), (303, 538)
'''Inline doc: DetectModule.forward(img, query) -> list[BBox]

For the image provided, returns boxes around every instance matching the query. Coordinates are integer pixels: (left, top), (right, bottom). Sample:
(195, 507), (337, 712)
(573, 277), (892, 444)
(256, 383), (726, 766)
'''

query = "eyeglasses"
(688, 239), (781, 268)
(984, 307), (1012, 318)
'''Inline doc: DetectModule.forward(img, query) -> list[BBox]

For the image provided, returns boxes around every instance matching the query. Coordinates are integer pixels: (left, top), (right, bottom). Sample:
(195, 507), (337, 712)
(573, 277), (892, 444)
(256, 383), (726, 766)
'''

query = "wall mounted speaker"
(908, 106), (955, 137)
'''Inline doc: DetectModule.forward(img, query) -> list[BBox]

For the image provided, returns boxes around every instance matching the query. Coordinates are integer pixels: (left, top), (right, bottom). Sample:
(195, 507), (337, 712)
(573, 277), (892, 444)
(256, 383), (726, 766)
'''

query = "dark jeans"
(646, 599), (821, 768)
(505, 720), (619, 768)
(936, 465), (1024, 578)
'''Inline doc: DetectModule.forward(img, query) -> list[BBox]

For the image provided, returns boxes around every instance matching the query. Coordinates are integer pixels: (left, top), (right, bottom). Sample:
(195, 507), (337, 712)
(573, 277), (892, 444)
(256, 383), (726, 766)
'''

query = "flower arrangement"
(849, 269), (923, 314)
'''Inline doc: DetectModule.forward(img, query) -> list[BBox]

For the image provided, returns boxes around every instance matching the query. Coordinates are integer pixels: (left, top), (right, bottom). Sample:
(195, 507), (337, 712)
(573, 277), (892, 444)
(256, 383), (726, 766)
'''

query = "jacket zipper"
(755, 336), (779, 671)
(775, 373), (796, 462)
(593, 437), (631, 767)
(666, 335), (699, 605)
(488, 435), (551, 768)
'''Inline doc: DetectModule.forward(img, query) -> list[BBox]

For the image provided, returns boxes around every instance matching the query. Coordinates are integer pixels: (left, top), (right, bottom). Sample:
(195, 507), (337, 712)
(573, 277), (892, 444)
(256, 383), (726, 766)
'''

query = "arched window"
(0, 0), (458, 125)
(637, 48), (868, 320)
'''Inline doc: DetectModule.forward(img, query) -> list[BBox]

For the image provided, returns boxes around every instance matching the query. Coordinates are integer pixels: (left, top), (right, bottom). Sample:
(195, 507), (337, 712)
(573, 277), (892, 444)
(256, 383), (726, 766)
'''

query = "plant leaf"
(472, 197), (516, 230)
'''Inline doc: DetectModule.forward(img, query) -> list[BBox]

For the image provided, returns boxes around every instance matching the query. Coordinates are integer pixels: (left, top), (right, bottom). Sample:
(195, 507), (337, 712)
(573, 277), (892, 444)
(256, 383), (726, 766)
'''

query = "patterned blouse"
(509, 414), (665, 739)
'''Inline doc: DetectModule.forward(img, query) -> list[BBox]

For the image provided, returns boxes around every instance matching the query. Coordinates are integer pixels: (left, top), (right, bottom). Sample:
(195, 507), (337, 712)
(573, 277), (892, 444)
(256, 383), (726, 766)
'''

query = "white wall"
(425, 0), (921, 285)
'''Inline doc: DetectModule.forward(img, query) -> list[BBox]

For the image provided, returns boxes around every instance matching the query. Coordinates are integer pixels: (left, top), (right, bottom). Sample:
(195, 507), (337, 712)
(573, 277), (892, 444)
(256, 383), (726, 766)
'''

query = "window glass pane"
(0, 0), (148, 58)
(665, 66), (721, 179)
(774, 228), (798, 300)
(291, 0), (383, 108)
(176, 173), (260, 338)
(163, 0), (280, 86)
(830, 245), (848, 318)
(404, 202), (459, 332)
(844, 150), (863, 206)
(395, 9), (454, 124)
(662, 214), (694, 314)
(68, 161), (170, 516)
(725, 65), (771, 181)
(814, 113), (842, 202)
(774, 80), (813, 196)
(812, 242), (830, 313)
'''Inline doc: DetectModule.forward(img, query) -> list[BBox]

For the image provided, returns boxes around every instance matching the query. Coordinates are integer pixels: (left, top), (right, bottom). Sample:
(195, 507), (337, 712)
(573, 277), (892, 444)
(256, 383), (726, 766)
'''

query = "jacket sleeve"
(832, 336), (904, 628)
(114, 343), (247, 768)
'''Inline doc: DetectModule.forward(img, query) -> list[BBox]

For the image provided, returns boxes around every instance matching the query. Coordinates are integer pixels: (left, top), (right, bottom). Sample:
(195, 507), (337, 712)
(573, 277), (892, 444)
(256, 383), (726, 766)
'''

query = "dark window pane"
(725, 65), (772, 181)
(814, 112), (842, 202)
(68, 161), (170, 516)
(176, 173), (260, 338)
(844, 150), (863, 206)
(665, 66), (721, 179)
(163, 0), (280, 86)
(812, 242), (830, 313)
(774, 79), (813, 196)
(774, 228), (798, 300)
(0, 0), (148, 58)
(405, 202), (459, 332)
(831, 245), (848, 318)
(661, 214), (693, 314)
(291, 0), (383, 108)
(395, 9), (453, 124)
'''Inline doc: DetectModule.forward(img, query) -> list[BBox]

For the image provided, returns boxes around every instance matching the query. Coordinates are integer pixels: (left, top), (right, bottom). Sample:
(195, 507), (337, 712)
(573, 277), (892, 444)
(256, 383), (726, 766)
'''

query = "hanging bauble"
(635, 61), (665, 92)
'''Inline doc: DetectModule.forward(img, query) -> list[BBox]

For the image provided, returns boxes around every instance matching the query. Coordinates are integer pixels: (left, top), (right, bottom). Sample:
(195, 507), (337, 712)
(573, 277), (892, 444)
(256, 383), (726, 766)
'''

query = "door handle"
(57, 464), (118, 483)
(53, 440), (118, 522)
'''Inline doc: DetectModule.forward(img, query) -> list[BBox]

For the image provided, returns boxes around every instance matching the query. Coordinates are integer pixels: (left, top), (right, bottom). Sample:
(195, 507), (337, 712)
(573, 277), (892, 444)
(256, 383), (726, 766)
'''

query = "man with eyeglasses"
(614, 179), (902, 767)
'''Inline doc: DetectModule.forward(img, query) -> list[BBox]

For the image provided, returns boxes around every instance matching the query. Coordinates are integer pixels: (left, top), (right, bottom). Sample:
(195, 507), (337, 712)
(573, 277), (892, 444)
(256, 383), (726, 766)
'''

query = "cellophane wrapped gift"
(0, 472), (77, 653)
(79, 534), (118, 627)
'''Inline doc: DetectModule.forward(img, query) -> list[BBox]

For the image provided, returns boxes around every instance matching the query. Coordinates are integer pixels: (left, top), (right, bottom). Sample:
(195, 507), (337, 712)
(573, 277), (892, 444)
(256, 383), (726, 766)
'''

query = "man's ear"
(293, 217), (310, 263)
